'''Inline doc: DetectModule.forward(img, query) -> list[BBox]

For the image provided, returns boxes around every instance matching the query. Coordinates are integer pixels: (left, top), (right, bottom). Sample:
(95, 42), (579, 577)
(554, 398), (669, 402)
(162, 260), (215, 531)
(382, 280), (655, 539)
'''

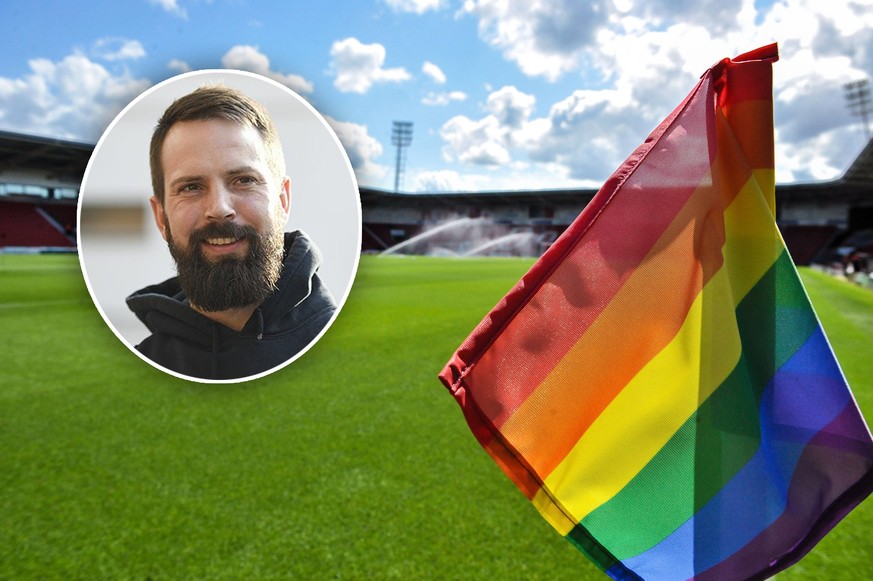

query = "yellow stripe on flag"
(721, 169), (780, 297)
(498, 173), (727, 478)
(537, 264), (741, 522)
(531, 171), (782, 525)
(532, 489), (578, 535)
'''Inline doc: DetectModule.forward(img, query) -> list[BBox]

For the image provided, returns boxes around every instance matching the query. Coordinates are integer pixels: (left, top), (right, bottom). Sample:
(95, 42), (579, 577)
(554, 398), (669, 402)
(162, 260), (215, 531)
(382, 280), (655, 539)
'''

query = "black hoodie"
(126, 231), (336, 380)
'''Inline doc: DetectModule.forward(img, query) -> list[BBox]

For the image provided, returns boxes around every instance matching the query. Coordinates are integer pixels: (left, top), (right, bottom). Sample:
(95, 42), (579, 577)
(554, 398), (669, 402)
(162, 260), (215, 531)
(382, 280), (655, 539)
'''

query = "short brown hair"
(149, 84), (285, 204)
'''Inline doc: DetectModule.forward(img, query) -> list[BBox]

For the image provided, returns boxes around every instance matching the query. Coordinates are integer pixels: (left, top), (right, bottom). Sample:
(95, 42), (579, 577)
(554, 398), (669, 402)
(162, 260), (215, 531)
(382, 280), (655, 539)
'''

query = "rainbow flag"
(439, 44), (873, 580)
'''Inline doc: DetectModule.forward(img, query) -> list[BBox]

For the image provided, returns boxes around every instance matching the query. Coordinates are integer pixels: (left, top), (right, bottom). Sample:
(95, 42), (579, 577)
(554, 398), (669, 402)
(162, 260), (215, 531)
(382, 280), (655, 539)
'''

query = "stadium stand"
(780, 224), (840, 265)
(0, 130), (88, 252)
(40, 203), (77, 235)
(0, 198), (76, 248)
(778, 138), (873, 265)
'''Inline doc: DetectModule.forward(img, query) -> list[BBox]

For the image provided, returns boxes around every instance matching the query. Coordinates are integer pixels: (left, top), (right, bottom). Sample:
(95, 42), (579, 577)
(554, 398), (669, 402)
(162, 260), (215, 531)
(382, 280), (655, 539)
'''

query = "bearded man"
(126, 85), (336, 380)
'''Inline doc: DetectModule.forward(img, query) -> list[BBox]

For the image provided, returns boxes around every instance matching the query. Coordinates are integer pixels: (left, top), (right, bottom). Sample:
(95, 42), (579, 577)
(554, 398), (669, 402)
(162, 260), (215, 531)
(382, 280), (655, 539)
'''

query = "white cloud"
(775, 50), (859, 143)
(413, 165), (590, 192)
(437, 80), (681, 183)
(593, 23), (717, 112)
(461, 0), (756, 81)
(422, 61), (447, 84)
(749, 0), (872, 180)
(383, 0), (446, 14)
(412, 169), (482, 192)
(422, 90), (467, 106)
(325, 116), (388, 184)
(525, 87), (645, 182)
(167, 59), (191, 73)
(485, 86), (536, 129)
(0, 52), (150, 142)
(777, 120), (873, 184)
(221, 45), (314, 94)
(625, 0), (750, 35)
(330, 37), (411, 94)
(454, 0), (873, 184)
(148, 0), (187, 19)
(462, 0), (612, 81)
(441, 113), (512, 166)
(92, 38), (146, 61)
(612, 0), (633, 13)
(440, 85), (547, 167)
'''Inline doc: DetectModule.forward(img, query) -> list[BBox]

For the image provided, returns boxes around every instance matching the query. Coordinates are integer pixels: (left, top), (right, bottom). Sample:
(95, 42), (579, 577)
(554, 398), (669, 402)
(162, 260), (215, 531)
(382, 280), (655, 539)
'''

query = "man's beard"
(166, 220), (285, 313)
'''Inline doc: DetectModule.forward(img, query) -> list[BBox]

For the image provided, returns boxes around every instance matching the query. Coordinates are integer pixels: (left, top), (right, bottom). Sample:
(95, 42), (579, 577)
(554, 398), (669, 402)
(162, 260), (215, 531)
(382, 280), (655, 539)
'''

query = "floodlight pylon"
(392, 121), (413, 193)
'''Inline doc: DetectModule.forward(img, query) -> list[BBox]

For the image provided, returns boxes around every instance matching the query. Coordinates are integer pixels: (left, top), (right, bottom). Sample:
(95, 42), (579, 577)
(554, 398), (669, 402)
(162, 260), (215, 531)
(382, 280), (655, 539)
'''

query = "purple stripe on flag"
(621, 327), (852, 580)
(695, 402), (873, 580)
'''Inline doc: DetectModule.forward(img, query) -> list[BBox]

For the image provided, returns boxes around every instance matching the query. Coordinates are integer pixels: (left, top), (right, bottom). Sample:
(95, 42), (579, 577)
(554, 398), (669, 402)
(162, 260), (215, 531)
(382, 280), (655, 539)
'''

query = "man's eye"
(179, 183), (201, 193)
(237, 176), (257, 185)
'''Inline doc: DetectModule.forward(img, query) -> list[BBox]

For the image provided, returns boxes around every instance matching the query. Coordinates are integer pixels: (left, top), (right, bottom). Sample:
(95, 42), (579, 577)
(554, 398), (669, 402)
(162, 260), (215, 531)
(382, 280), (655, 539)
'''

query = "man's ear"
(149, 196), (169, 242)
(278, 176), (291, 221)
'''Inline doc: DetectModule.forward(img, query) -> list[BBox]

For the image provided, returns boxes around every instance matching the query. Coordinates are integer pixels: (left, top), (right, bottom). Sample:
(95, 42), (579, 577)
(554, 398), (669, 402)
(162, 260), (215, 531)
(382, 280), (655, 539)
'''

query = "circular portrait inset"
(78, 69), (361, 383)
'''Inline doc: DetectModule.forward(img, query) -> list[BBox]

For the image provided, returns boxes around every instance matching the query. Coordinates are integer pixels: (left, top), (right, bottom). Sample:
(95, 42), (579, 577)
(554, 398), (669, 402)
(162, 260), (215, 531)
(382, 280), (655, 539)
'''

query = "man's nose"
(205, 184), (236, 221)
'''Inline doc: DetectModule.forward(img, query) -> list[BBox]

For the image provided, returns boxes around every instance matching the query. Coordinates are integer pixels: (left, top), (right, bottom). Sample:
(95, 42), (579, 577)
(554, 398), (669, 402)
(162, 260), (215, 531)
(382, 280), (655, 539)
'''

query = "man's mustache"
(188, 222), (260, 246)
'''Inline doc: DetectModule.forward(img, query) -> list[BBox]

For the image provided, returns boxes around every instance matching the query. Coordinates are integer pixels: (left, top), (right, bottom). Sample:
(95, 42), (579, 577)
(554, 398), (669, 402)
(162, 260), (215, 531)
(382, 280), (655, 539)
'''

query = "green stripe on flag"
(578, 251), (819, 558)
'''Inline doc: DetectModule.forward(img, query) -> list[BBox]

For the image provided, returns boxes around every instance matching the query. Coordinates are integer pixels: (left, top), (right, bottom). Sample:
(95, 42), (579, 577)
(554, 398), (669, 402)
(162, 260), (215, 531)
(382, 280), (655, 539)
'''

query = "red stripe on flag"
(444, 75), (720, 434)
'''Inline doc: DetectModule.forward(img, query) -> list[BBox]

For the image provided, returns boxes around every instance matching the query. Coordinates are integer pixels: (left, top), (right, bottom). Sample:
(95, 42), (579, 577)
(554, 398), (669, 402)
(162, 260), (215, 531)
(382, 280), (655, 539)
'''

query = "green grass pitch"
(1, 254), (871, 579)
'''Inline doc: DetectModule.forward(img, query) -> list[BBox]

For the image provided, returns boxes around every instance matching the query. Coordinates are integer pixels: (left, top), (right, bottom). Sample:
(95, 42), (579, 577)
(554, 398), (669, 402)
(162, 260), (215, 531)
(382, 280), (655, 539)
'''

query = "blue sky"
(1, 0), (871, 192)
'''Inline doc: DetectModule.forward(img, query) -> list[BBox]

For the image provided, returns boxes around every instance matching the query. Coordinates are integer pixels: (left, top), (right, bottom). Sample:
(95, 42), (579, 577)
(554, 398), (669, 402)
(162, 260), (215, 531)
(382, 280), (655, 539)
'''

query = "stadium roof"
(0, 130), (92, 183)
(360, 186), (598, 208)
(841, 137), (873, 189)
(774, 138), (873, 205)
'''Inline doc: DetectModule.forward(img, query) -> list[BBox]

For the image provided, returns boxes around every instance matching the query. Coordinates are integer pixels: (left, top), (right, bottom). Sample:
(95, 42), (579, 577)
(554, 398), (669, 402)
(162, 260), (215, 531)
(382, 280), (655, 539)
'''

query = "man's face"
(150, 118), (291, 311)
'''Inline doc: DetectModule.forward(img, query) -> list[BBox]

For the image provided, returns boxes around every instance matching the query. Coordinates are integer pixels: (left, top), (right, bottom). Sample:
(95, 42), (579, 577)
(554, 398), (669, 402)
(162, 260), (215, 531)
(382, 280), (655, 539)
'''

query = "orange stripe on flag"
(497, 172), (729, 480)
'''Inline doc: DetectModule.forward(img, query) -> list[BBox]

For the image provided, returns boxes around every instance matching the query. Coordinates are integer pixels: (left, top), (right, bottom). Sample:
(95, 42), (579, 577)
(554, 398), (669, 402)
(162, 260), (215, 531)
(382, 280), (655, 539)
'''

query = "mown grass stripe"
(0, 299), (85, 310)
